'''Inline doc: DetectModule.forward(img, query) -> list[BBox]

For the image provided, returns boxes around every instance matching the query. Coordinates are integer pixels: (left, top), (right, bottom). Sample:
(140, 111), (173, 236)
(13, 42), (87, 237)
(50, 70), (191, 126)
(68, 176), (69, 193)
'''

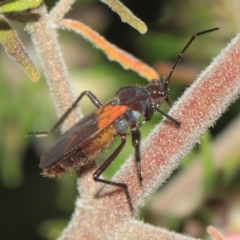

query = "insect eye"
(151, 87), (165, 98)
(152, 89), (158, 98)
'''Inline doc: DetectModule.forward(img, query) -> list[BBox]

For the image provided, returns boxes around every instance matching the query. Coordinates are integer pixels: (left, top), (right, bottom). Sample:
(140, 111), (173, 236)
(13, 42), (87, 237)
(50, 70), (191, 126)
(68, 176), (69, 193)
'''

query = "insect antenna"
(164, 27), (219, 91)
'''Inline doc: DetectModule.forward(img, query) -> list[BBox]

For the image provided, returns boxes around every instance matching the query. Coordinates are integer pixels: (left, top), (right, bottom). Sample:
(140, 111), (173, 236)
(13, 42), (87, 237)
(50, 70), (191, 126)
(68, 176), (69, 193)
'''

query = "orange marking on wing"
(95, 105), (128, 130)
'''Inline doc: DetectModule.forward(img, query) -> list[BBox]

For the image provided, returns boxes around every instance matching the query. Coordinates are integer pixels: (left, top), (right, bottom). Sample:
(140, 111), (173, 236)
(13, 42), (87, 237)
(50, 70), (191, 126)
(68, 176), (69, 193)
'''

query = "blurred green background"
(1, 0), (240, 239)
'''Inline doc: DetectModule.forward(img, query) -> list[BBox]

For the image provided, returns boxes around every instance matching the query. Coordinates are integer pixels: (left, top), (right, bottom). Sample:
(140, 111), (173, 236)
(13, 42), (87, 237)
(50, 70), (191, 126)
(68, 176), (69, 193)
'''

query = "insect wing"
(39, 104), (128, 168)
(95, 104), (127, 129)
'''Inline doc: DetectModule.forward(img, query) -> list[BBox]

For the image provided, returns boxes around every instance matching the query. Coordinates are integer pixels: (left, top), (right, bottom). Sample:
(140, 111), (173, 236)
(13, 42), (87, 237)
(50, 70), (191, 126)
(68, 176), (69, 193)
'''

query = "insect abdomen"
(42, 125), (117, 177)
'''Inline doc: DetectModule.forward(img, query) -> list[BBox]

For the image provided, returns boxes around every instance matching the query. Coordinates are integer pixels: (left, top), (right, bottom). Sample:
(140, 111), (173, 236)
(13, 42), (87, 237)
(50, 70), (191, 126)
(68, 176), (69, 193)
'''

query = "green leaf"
(0, 0), (42, 12)
(100, 0), (147, 34)
(38, 219), (68, 240)
(0, 16), (39, 81)
(200, 132), (215, 189)
(221, 150), (240, 185)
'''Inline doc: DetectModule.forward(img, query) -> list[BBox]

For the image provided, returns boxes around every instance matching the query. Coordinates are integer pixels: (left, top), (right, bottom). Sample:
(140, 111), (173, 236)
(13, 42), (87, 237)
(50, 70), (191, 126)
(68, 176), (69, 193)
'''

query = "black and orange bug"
(27, 28), (219, 211)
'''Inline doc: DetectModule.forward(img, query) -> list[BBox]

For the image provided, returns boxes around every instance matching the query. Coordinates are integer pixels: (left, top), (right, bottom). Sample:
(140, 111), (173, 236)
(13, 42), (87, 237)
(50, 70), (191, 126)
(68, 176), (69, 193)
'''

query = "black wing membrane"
(39, 113), (98, 168)
(39, 105), (128, 168)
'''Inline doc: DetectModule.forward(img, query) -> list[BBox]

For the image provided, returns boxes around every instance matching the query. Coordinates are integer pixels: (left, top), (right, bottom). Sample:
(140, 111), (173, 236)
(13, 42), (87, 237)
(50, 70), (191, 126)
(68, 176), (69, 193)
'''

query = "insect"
(27, 27), (219, 211)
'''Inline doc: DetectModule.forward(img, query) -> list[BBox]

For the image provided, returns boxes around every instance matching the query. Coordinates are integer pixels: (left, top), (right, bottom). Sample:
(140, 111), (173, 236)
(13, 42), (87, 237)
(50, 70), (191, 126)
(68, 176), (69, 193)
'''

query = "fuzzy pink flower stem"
(25, 4), (80, 131)
(117, 32), (240, 210)
(207, 226), (225, 240)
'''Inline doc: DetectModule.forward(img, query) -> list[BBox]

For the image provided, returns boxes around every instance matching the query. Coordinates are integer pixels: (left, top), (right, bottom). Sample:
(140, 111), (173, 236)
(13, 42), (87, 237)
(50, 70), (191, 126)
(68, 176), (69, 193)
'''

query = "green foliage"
(0, 16), (39, 81)
(0, 75), (50, 188)
(38, 218), (69, 240)
(221, 150), (240, 186)
(0, 0), (42, 12)
(136, 32), (183, 63)
(200, 133), (215, 190)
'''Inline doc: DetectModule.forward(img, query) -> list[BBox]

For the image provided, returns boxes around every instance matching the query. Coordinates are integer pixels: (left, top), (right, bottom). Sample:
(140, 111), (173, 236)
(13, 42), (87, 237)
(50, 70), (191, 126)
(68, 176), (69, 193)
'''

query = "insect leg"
(149, 104), (181, 127)
(131, 127), (143, 183)
(26, 91), (102, 137)
(165, 97), (173, 108)
(93, 136), (134, 211)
